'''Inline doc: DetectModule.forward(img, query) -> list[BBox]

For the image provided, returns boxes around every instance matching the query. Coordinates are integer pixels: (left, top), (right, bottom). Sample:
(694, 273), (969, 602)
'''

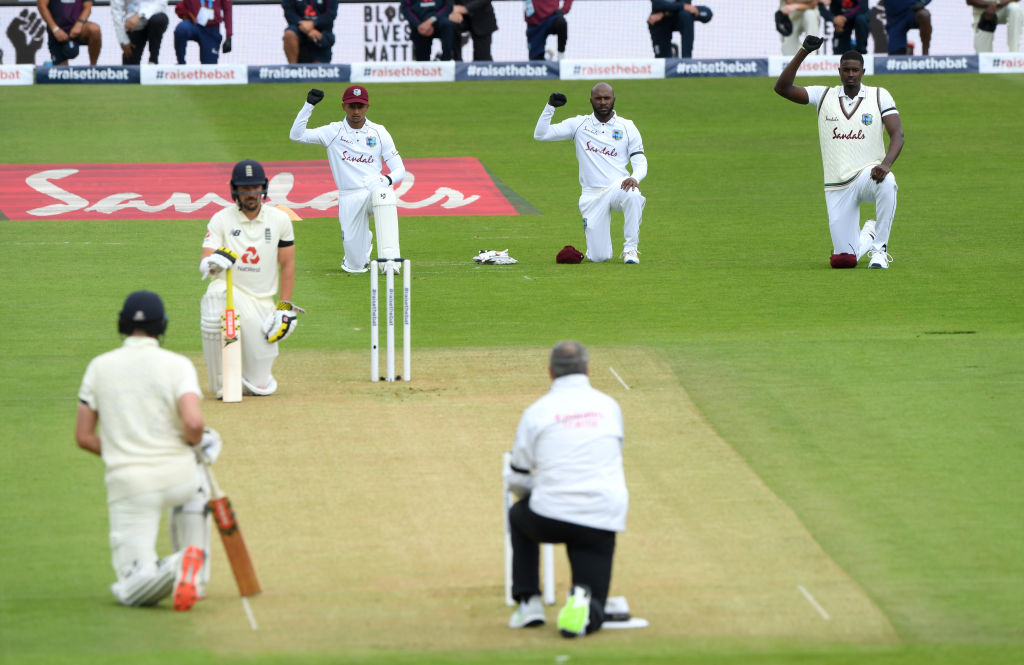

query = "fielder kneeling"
(199, 159), (300, 397)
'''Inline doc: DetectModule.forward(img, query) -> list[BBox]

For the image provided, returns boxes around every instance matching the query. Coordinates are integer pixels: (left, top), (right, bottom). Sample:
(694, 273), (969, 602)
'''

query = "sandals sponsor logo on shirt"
(0, 159), (526, 220)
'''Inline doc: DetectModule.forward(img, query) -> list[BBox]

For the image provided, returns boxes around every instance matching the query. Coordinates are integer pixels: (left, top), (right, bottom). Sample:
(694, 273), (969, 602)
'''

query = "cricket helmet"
(230, 159), (269, 202)
(118, 290), (168, 336)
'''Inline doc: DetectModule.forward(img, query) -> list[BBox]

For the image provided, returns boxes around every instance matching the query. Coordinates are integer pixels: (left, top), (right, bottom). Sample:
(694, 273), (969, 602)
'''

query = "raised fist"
(307, 88), (324, 105)
(6, 9), (46, 64)
(802, 35), (824, 53)
(548, 92), (567, 108)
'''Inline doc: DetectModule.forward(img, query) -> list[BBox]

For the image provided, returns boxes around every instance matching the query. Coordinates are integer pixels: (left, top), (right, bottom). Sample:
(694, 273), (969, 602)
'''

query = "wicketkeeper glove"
(262, 300), (306, 343)
(196, 427), (222, 465)
(307, 88), (324, 105)
(802, 35), (824, 52)
(548, 92), (567, 108)
(199, 247), (239, 279)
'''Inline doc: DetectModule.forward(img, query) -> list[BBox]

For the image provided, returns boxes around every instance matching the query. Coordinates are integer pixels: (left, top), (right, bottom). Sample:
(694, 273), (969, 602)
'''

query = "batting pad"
(110, 552), (179, 607)
(170, 468), (212, 587)
(371, 187), (400, 261)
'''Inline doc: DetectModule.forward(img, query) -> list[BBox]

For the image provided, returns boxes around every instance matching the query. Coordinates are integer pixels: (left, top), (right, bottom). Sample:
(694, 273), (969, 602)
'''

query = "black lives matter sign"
(363, 3), (412, 61)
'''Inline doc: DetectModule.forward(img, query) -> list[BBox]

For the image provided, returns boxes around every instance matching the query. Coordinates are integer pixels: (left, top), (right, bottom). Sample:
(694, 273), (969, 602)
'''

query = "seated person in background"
(648, 2), (712, 58)
(525, 0), (571, 61)
(174, 0), (232, 64)
(450, 0), (497, 61)
(777, 0), (821, 55)
(882, 0), (931, 54)
(111, 0), (169, 64)
(820, 0), (870, 54)
(967, 0), (1022, 53)
(282, 0), (337, 63)
(37, 0), (102, 65)
(401, 0), (454, 61)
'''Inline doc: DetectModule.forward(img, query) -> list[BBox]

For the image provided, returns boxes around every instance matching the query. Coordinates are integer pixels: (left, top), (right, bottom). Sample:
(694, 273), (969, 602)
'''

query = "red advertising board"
(0, 158), (519, 221)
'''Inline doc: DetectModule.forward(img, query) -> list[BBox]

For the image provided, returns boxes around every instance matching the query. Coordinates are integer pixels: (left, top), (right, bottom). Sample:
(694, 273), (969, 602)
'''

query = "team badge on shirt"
(612, 129), (623, 140)
(862, 113), (873, 126)
(366, 136), (377, 147)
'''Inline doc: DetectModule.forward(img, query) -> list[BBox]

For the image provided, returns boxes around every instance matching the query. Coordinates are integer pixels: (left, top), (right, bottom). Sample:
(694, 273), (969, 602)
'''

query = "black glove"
(802, 35), (824, 52)
(978, 13), (998, 32)
(910, 0), (928, 11)
(307, 88), (324, 105)
(222, 36), (232, 53)
(548, 92), (567, 108)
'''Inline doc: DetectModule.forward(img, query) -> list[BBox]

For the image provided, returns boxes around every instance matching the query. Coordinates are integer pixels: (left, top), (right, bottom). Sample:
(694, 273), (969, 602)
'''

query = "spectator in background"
(526, 0), (571, 61)
(401, 0), (454, 61)
(450, 0), (497, 61)
(37, 0), (102, 65)
(282, 0), (337, 63)
(110, 0), (169, 64)
(777, 1), (820, 55)
(174, 0), (232, 64)
(882, 0), (931, 54)
(647, 2), (713, 58)
(821, 0), (870, 54)
(967, 0), (1022, 52)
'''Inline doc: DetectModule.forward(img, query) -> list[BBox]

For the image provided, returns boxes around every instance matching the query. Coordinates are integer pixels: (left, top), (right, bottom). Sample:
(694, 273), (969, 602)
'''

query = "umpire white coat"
(510, 374), (628, 533)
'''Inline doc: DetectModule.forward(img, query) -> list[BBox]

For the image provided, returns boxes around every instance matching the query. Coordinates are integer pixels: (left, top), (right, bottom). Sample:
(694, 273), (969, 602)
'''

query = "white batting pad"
(371, 187), (400, 261)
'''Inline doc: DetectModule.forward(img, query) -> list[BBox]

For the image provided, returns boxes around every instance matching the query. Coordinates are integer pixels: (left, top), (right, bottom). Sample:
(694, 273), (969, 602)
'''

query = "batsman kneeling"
(199, 159), (302, 397)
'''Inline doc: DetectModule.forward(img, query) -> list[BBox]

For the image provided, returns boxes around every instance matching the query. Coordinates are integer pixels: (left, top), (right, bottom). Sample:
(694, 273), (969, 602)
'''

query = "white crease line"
(797, 585), (830, 621)
(609, 366), (630, 391)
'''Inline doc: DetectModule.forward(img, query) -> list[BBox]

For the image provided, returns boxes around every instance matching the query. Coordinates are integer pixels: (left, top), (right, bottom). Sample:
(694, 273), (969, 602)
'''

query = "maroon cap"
(343, 85), (369, 105)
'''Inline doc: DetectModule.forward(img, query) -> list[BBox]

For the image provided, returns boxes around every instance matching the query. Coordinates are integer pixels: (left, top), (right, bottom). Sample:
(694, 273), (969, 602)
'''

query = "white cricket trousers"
(338, 187), (376, 271)
(579, 181), (646, 263)
(824, 167), (897, 257)
(973, 4), (1023, 52)
(108, 472), (204, 605)
(200, 280), (278, 396)
(781, 7), (822, 56)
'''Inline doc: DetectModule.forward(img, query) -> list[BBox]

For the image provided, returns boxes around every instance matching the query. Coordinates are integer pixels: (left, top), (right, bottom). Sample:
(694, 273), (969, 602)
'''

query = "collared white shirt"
(202, 204), (294, 299)
(78, 336), (202, 503)
(510, 373), (628, 532)
(290, 105), (403, 192)
(535, 106), (645, 191)
(806, 84), (897, 118)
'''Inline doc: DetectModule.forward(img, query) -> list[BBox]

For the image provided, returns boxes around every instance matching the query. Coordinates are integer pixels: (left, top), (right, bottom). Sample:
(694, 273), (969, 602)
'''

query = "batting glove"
(801, 35), (824, 52)
(307, 88), (324, 105)
(199, 247), (239, 279)
(363, 174), (393, 189)
(196, 427), (222, 465)
(548, 92), (567, 108)
(262, 300), (305, 343)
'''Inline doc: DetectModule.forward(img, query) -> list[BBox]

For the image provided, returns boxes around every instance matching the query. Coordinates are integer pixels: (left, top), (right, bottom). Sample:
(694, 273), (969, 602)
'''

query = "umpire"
(506, 341), (629, 638)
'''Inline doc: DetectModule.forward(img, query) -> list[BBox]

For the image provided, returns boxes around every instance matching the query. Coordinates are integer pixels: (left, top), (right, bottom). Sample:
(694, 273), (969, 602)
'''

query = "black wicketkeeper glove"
(802, 35), (824, 52)
(307, 88), (324, 105)
(548, 92), (567, 108)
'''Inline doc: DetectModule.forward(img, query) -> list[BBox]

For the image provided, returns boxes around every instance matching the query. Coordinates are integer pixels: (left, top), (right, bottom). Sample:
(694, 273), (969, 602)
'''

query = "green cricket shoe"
(557, 585), (591, 638)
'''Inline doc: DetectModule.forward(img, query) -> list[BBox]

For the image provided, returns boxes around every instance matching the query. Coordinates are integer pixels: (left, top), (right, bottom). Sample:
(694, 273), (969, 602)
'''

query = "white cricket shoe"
(341, 261), (369, 274)
(509, 594), (546, 628)
(623, 249), (640, 264)
(858, 220), (877, 257)
(869, 247), (892, 269)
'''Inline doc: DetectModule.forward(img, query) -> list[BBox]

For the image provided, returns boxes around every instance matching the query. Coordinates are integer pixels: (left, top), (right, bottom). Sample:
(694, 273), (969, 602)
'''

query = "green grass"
(2, 75), (1023, 664)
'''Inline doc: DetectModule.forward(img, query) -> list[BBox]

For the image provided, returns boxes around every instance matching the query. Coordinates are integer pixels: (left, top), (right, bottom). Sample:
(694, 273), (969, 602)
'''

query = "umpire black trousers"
(509, 499), (615, 631)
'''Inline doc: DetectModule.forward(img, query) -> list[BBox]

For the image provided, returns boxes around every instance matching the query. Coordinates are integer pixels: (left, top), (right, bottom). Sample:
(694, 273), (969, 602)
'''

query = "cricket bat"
(203, 462), (261, 597)
(221, 267), (242, 403)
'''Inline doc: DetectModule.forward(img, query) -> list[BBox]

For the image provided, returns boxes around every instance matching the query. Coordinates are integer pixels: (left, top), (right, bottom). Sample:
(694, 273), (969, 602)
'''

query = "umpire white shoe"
(623, 249), (639, 264)
(869, 246), (892, 269)
(509, 594), (546, 628)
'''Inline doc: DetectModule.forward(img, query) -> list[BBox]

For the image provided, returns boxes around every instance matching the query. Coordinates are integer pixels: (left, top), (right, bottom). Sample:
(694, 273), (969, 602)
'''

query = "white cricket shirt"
(807, 84), (897, 189)
(510, 374), (628, 532)
(290, 104), (404, 191)
(202, 204), (294, 300)
(534, 105), (645, 191)
(78, 336), (202, 503)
